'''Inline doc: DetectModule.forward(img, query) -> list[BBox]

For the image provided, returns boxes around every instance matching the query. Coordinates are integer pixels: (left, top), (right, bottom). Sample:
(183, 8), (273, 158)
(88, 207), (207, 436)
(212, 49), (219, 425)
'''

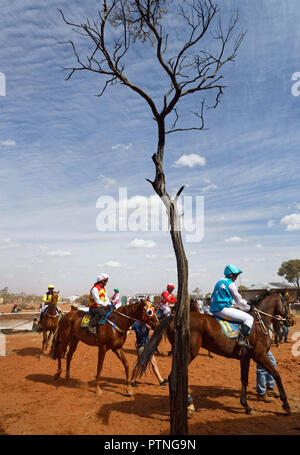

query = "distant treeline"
(0, 287), (43, 309)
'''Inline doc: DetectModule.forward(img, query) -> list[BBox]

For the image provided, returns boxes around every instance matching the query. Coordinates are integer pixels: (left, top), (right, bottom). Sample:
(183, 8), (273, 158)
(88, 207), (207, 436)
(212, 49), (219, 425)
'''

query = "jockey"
(159, 283), (178, 317)
(210, 265), (254, 349)
(36, 284), (61, 330)
(88, 273), (112, 334)
(111, 288), (122, 310)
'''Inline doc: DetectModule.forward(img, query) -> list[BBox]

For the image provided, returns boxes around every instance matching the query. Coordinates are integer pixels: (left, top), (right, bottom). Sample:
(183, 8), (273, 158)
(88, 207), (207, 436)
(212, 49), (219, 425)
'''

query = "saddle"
(80, 310), (113, 328)
(213, 317), (252, 339)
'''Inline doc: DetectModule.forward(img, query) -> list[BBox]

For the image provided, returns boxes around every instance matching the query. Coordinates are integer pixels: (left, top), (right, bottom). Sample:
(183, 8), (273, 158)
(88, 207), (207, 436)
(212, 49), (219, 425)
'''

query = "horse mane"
(248, 290), (272, 307)
(117, 300), (144, 316)
(190, 298), (200, 312)
(248, 289), (284, 307)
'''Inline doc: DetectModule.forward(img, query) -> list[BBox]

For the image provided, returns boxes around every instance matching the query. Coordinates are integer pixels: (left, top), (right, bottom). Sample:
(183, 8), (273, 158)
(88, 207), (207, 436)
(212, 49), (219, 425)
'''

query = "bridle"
(252, 292), (291, 336)
(108, 302), (157, 332)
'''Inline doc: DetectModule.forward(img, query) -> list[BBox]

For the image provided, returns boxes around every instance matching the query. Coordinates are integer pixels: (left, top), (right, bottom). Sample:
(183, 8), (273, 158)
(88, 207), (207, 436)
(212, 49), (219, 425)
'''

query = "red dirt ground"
(0, 307), (299, 436)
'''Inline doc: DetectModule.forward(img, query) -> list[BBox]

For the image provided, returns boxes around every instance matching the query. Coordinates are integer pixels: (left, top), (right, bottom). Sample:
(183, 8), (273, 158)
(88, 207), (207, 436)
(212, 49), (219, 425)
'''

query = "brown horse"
(40, 292), (61, 355)
(50, 300), (159, 396)
(134, 291), (295, 416)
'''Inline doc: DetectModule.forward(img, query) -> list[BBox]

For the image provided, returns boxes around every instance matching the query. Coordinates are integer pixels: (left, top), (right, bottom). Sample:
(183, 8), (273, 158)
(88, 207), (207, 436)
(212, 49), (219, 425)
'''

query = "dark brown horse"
(50, 300), (159, 396)
(40, 292), (61, 355)
(134, 291), (295, 416)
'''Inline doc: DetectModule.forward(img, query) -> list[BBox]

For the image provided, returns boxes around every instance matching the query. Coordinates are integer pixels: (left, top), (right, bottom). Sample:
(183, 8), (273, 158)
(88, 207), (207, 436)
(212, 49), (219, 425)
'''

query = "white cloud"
(267, 219), (275, 228)
(256, 244), (263, 249)
(173, 153), (206, 168)
(145, 254), (157, 259)
(112, 143), (132, 151)
(99, 175), (116, 189)
(46, 250), (71, 257)
(0, 140), (16, 147)
(202, 183), (218, 192)
(280, 213), (300, 231)
(104, 260), (123, 268)
(0, 238), (20, 249)
(224, 236), (245, 243)
(128, 238), (156, 248)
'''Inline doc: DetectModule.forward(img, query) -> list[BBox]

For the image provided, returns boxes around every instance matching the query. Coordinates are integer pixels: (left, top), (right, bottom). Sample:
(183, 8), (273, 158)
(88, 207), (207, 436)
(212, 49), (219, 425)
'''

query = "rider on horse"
(158, 283), (178, 318)
(210, 265), (254, 349)
(87, 273), (114, 334)
(36, 284), (61, 331)
(111, 288), (122, 309)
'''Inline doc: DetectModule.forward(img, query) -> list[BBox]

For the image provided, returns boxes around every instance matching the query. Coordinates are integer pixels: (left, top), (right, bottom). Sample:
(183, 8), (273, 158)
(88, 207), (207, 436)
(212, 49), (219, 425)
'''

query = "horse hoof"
(187, 404), (195, 419)
(96, 389), (102, 396)
(54, 372), (61, 380)
(187, 409), (195, 419)
(283, 405), (291, 416)
(246, 409), (255, 415)
(127, 388), (133, 396)
(65, 373), (70, 379)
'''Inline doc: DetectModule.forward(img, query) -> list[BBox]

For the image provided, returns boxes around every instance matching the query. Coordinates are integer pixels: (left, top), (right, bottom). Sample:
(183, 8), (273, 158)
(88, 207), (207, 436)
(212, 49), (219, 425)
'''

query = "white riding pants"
(159, 304), (171, 316)
(213, 307), (254, 330)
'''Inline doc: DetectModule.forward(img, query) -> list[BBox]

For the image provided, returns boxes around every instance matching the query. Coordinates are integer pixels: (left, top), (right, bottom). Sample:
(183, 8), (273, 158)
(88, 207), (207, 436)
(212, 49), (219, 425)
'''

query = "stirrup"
(87, 325), (97, 335)
(237, 338), (250, 348)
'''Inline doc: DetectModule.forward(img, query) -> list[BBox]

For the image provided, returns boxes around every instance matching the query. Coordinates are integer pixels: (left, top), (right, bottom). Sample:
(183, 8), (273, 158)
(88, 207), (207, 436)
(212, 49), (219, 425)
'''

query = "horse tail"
(50, 326), (61, 359)
(134, 316), (172, 378)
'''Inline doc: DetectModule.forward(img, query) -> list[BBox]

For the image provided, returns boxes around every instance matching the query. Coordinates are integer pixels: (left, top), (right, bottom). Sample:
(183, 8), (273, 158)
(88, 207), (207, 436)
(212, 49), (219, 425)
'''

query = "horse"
(134, 290), (295, 417)
(50, 300), (159, 396)
(40, 292), (61, 356)
(273, 293), (295, 346)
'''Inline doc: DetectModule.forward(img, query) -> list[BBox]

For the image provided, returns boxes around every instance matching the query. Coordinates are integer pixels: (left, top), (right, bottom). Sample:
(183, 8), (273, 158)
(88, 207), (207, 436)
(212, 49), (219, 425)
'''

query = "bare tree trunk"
(148, 119), (190, 435)
(169, 222), (189, 435)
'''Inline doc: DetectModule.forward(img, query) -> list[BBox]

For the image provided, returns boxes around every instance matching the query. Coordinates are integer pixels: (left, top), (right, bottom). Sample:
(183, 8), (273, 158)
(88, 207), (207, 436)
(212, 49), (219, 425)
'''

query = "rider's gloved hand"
(248, 303), (255, 312)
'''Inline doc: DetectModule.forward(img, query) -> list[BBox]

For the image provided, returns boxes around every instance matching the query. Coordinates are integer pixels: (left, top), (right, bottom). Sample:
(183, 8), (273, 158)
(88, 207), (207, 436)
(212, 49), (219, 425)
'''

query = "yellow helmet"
(48, 284), (55, 289)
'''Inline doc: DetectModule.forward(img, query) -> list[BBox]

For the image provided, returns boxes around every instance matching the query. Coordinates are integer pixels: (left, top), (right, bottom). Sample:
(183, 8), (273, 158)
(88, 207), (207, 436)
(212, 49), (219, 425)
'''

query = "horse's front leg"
(187, 391), (195, 418)
(113, 348), (132, 396)
(66, 336), (79, 378)
(254, 352), (291, 415)
(95, 345), (107, 396)
(240, 356), (254, 415)
(45, 331), (52, 351)
(41, 331), (47, 357)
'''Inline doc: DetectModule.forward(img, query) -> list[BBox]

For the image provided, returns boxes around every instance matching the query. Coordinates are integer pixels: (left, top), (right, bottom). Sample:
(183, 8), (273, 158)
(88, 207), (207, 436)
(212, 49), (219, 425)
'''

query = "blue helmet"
(224, 265), (242, 277)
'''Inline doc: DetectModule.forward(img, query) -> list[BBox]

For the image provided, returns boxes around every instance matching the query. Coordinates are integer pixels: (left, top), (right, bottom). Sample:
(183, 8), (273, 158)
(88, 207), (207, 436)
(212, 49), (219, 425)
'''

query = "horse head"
(51, 291), (60, 305)
(190, 298), (199, 312)
(141, 300), (159, 329)
(279, 290), (296, 327)
(252, 290), (295, 327)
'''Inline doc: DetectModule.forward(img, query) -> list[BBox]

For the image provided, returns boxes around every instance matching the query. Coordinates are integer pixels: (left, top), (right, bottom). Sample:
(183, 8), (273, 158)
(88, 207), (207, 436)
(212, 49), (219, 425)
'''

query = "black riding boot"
(237, 324), (251, 348)
(88, 307), (107, 334)
(88, 313), (101, 334)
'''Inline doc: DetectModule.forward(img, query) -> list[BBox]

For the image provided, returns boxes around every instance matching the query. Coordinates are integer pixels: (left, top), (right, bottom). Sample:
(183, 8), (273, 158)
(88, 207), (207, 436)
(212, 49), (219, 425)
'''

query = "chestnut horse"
(40, 292), (61, 355)
(50, 301), (159, 396)
(134, 291), (295, 416)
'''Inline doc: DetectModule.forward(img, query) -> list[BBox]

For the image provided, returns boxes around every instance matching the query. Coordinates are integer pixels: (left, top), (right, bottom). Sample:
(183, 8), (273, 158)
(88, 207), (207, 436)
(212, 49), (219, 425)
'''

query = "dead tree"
(58, 0), (244, 434)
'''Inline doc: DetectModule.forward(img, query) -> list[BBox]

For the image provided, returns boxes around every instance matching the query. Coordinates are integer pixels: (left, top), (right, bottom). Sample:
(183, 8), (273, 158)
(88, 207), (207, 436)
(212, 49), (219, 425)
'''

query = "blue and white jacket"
(210, 278), (250, 313)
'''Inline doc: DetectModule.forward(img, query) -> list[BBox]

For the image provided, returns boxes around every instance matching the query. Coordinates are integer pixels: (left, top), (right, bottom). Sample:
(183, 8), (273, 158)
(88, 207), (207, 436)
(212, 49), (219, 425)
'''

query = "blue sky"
(0, 0), (299, 297)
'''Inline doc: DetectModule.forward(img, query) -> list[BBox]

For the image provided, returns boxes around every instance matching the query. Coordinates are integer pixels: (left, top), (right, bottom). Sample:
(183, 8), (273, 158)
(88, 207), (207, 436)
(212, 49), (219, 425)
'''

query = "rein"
(253, 307), (285, 322)
(45, 306), (60, 318)
(112, 308), (152, 329)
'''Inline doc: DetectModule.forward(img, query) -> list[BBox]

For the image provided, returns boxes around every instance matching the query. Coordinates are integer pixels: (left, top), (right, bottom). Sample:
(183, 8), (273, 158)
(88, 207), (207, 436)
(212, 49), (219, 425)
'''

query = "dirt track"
(0, 313), (299, 436)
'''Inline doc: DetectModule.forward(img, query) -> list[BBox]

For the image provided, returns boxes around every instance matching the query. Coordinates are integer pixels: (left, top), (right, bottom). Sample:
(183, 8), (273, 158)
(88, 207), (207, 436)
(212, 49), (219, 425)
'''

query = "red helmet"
(167, 283), (175, 291)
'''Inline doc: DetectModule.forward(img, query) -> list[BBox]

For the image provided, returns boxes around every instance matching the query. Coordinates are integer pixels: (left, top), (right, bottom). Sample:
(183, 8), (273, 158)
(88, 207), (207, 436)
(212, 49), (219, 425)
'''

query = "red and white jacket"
(159, 290), (177, 315)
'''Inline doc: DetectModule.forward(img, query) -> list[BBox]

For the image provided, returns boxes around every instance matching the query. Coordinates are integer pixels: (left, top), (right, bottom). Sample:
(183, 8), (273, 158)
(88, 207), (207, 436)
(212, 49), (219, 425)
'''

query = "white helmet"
(97, 273), (109, 283)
